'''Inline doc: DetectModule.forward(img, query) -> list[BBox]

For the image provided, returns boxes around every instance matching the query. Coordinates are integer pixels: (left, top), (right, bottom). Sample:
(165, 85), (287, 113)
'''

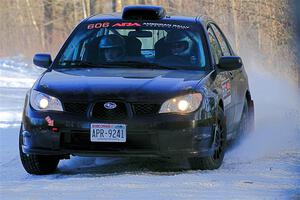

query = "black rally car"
(19, 5), (254, 174)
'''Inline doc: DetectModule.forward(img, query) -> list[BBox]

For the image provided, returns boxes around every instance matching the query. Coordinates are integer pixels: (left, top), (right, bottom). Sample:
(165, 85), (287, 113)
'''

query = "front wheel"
(19, 126), (60, 175)
(189, 106), (227, 170)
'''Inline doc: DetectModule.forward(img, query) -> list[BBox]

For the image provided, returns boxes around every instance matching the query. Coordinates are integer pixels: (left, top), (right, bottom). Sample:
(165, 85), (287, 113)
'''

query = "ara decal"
(112, 22), (141, 27)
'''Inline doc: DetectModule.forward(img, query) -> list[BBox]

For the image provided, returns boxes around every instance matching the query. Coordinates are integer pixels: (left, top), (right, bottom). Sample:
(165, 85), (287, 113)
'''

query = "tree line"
(0, 0), (298, 83)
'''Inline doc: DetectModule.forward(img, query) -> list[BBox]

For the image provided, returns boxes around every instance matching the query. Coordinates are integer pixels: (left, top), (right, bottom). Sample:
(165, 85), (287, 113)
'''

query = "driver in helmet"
(160, 30), (196, 64)
(99, 34), (126, 62)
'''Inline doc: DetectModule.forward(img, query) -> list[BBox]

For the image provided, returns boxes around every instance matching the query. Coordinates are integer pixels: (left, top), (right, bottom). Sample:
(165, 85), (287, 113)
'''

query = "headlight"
(159, 93), (203, 114)
(30, 90), (63, 111)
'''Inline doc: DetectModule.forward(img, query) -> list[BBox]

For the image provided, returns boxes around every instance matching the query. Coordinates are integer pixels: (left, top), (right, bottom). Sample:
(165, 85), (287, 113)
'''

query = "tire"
(238, 98), (254, 137)
(189, 106), (227, 170)
(248, 99), (255, 133)
(19, 125), (60, 175)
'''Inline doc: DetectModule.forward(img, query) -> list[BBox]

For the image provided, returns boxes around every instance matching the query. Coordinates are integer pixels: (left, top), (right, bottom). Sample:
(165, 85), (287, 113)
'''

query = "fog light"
(52, 127), (59, 132)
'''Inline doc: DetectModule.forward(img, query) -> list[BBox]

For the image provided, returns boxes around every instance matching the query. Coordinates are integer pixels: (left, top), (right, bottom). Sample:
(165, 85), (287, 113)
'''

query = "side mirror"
(218, 56), (243, 71)
(33, 53), (52, 68)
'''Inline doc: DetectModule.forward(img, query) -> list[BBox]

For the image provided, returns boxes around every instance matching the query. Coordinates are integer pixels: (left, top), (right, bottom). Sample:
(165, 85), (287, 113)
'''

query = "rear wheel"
(239, 98), (254, 137)
(189, 106), (227, 170)
(19, 126), (60, 175)
(239, 100), (249, 137)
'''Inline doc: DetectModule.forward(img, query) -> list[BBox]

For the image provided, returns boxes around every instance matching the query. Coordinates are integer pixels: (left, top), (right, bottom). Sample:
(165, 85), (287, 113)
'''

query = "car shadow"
(56, 157), (192, 177)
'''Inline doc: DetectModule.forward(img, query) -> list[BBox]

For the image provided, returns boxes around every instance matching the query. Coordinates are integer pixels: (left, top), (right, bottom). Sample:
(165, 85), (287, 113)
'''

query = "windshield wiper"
(58, 60), (177, 70)
(58, 60), (109, 68)
(104, 61), (176, 70)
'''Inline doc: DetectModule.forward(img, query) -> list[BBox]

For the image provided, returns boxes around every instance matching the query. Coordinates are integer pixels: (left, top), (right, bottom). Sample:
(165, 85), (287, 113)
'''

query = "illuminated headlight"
(30, 90), (63, 111)
(159, 93), (203, 114)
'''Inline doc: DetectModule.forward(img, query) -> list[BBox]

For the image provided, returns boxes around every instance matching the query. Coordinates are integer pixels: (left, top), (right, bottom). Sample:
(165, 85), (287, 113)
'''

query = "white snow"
(0, 56), (41, 88)
(0, 56), (299, 200)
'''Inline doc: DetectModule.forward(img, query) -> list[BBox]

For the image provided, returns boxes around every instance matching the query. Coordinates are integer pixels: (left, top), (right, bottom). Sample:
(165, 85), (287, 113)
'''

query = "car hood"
(36, 68), (207, 102)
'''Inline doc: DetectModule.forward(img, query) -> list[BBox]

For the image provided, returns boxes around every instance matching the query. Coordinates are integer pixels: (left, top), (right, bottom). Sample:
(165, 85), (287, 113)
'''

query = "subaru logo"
(104, 102), (117, 110)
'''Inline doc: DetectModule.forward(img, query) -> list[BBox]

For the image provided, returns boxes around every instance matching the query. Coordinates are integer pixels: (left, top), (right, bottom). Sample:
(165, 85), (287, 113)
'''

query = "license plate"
(90, 123), (126, 142)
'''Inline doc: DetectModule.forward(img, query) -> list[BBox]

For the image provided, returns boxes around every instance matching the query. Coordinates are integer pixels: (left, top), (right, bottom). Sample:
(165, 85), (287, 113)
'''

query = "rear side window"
(208, 28), (222, 64)
(210, 24), (231, 56)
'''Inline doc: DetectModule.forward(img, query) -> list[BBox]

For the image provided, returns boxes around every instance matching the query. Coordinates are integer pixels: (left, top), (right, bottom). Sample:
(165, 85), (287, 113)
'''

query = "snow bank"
(0, 55), (42, 88)
(0, 56), (43, 128)
(0, 111), (22, 128)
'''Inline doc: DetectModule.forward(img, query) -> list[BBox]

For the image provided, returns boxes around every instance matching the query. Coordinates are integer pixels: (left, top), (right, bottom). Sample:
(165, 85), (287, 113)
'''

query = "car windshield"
(55, 20), (208, 70)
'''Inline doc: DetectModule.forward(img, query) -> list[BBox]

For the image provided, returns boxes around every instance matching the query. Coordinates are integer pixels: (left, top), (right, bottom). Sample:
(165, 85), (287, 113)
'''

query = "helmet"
(99, 34), (125, 49)
(164, 30), (193, 56)
(99, 34), (125, 61)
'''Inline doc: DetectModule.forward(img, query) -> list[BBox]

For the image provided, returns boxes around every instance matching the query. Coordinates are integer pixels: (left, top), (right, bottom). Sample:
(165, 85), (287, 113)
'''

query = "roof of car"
(86, 12), (213, 27)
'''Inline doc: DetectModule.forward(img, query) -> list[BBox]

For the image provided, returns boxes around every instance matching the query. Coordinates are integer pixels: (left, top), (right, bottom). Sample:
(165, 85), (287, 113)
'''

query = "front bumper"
(22, 105), (216, 159)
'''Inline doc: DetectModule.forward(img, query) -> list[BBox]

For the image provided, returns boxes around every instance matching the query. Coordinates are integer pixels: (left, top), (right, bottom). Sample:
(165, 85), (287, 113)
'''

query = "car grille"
(132, 103), (160, 115)
(92, 101), (128, 120)
(63, 102), (161, 118)
(64, 102), (89, 116)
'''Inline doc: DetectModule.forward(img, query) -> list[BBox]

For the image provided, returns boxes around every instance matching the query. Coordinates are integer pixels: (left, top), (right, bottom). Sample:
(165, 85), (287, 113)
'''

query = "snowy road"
(0, 57), (299, 200)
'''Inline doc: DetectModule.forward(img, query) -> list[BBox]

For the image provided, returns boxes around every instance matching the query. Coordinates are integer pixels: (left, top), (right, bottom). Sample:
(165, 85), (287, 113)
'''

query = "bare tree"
(0, 0), (297, 84)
